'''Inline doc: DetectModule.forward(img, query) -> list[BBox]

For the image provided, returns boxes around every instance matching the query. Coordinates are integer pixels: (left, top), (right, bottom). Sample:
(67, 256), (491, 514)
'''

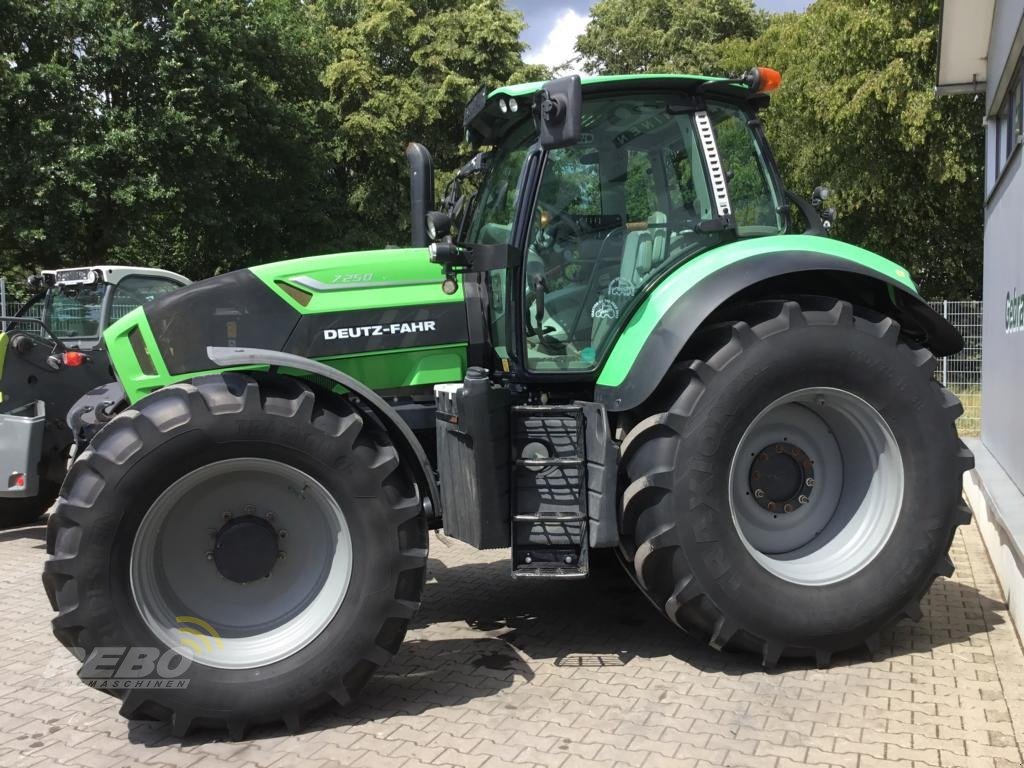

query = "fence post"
(0, 277), (6, 332)
(942, 299), (949, 386)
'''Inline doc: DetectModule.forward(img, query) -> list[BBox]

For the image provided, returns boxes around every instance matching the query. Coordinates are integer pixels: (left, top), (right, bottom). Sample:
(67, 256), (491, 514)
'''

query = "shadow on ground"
(0, 522), (46, 546)
(126, 542), (1006, 747)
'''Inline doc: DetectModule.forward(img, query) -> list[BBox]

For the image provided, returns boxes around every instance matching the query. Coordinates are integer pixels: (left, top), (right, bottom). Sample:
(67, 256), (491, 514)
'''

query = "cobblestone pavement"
(1, 515), (1022, 768)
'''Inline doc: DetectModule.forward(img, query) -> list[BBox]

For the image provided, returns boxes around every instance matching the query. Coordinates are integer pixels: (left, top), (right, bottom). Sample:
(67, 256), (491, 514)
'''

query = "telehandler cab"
(0, 265), (188, 526)
(44, 69), (972, 738)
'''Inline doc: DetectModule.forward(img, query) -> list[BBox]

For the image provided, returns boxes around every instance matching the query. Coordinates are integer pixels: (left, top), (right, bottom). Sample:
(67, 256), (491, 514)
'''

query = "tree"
(0, 0), (339, 282)
(719, 0), (984, 299)
(0, 0), (542, 287)
(316, 0), (545, 250)
(576, 0), (766, 76)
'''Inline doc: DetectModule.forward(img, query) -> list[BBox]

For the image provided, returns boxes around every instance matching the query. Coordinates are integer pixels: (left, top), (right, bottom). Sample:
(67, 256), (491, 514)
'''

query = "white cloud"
(524, 8), (591, 75)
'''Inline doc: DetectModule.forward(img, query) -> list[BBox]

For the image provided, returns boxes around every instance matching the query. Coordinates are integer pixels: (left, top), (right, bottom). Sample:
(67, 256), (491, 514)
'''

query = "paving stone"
(0, 518), (1020, 768)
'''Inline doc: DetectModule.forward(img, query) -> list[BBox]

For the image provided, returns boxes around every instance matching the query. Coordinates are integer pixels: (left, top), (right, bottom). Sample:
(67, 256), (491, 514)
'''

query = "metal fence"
(928, 300), (982, 437)
(2, 300), (141, 336)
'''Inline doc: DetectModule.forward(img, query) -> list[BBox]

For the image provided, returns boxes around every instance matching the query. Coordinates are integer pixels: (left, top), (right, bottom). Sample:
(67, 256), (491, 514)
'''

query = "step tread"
(512, 564), (589, 579)
(512, 404), (583, 414)
(513, 514), (588, 522)
(516, 457), (584, 467)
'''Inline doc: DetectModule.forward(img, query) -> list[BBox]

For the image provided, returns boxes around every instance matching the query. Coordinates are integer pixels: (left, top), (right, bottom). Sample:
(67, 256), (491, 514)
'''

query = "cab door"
(515, 92), (716, 373)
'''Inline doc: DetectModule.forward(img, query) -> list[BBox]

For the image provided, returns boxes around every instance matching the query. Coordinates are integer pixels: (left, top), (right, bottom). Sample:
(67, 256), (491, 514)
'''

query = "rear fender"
(595, 236), (961, 412)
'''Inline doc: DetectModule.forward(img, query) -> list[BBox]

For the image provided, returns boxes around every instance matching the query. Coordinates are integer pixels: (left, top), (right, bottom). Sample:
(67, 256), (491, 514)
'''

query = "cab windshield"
(44, 283), (107, 339)
(464, 119), (536, 246)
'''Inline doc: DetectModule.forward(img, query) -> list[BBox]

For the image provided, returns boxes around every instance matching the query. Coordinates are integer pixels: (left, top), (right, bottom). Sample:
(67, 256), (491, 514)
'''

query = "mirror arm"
(785, 190), (828, 236)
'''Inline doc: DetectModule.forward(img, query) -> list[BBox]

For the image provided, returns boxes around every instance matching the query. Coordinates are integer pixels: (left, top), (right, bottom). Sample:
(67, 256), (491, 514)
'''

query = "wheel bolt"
(243, 505), (256, 515)
(799, 495), (810, 505)
(278, 551), (287, 560)
(754, 489), (766, 499)
(805, 477), (815, 487)
(279, 530), (288, 539)
(784, 504), (794, 513)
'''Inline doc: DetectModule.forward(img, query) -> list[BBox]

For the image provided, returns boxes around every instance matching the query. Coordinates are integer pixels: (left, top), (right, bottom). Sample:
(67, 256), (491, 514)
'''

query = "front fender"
(206, 346), (441, 527)
(595, 235), (960, 412)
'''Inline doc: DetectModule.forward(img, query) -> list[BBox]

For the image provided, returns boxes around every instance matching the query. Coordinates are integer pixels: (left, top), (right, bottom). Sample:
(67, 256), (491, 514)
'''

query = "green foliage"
(0, 0), (540, 282)
(719, 0), (983, 298)
(0, 0), (338, 280)
(576, 0), (766, 75)
(317, 0), (545, 250)
(0, 0), (984, 300)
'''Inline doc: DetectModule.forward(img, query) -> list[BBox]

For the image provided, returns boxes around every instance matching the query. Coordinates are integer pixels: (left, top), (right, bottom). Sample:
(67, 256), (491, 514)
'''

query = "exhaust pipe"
(406, 142), (435, 247)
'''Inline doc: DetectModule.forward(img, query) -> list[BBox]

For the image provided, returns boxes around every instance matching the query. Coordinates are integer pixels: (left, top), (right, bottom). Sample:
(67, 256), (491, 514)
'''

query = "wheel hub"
(749, 442), (814, 514)
(213, 514), (280, 583)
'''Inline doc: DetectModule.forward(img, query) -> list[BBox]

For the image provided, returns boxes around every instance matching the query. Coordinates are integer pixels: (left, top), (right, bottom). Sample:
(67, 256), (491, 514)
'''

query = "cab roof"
(489, 73), (739, 100)
(468, 73), (768, 146)
(43, 266), (191, 287)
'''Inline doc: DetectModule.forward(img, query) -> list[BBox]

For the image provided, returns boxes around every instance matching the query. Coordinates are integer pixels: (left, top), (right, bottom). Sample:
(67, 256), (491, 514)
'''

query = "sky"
(509, 0), (811, 72)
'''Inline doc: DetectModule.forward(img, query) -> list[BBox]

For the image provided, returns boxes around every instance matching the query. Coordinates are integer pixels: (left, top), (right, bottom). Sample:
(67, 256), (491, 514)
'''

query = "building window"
(992, 59), (1024, 190)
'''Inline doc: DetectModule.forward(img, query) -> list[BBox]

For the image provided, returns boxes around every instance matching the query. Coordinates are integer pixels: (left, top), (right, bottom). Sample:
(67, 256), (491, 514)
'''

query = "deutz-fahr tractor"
(0, 266), (188, 526)
(43, 70), (973, 738)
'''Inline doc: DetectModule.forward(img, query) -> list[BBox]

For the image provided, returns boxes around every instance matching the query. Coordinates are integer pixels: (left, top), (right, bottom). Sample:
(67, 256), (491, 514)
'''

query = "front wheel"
(43, 372), (427, 737)
(618, 298), (973, 666)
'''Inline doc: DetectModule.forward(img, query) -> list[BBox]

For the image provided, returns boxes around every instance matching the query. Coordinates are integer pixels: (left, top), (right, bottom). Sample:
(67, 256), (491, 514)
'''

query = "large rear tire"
(43, 372), (427, 737)
(618, 298), (973, 666)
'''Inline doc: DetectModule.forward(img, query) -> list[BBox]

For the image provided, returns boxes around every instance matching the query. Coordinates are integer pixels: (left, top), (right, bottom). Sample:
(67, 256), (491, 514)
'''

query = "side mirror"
(425, 211), (452, 242)
(811, 185), (830, 209)
(535, 75), (582, 150)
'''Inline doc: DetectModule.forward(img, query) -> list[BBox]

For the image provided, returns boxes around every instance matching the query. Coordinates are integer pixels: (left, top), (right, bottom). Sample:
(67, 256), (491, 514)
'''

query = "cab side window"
(707, 104), (783, 232)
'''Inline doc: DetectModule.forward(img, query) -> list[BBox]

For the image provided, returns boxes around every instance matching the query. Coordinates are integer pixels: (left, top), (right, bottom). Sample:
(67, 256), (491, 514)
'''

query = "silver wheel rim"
(728, 387), (903, 586)
(130, 458), (353, 669)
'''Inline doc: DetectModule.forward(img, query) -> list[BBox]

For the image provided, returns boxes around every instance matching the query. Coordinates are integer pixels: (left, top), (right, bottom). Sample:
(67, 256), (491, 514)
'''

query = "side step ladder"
(510, 404), (588, 578)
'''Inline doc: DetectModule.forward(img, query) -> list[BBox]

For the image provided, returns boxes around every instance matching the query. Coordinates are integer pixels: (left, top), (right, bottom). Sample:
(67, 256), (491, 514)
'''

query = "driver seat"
(590, 211), (667, 350)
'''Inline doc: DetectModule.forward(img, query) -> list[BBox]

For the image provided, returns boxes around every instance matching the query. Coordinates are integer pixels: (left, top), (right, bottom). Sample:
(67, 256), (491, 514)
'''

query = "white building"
(938, 0), (1024, 634)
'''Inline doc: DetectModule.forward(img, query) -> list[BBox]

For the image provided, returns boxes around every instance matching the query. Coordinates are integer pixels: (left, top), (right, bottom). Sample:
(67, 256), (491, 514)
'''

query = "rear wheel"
(43, 372), (427, 737)
(618, 298), (973, 665)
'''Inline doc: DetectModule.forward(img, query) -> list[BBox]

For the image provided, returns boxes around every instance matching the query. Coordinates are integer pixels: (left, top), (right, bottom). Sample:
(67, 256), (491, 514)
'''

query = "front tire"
(43, 372), (427, 737)
(618, 298), (973, 666)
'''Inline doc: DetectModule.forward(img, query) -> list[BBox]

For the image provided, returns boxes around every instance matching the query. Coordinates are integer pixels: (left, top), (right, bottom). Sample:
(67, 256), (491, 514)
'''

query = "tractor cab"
(420, 70), (796, 379)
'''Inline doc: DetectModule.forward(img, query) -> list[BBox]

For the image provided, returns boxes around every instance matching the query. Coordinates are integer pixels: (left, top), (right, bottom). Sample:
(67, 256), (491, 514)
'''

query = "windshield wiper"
(441, 151), (492, 216)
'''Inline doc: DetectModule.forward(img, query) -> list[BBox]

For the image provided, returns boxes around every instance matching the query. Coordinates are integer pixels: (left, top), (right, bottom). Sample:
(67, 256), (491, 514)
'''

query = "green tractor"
(43, 70), (972, 737)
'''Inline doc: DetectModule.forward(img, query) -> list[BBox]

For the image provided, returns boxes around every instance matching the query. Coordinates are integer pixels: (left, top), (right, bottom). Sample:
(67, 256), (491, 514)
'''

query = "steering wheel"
(533, 208), (583, 262)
